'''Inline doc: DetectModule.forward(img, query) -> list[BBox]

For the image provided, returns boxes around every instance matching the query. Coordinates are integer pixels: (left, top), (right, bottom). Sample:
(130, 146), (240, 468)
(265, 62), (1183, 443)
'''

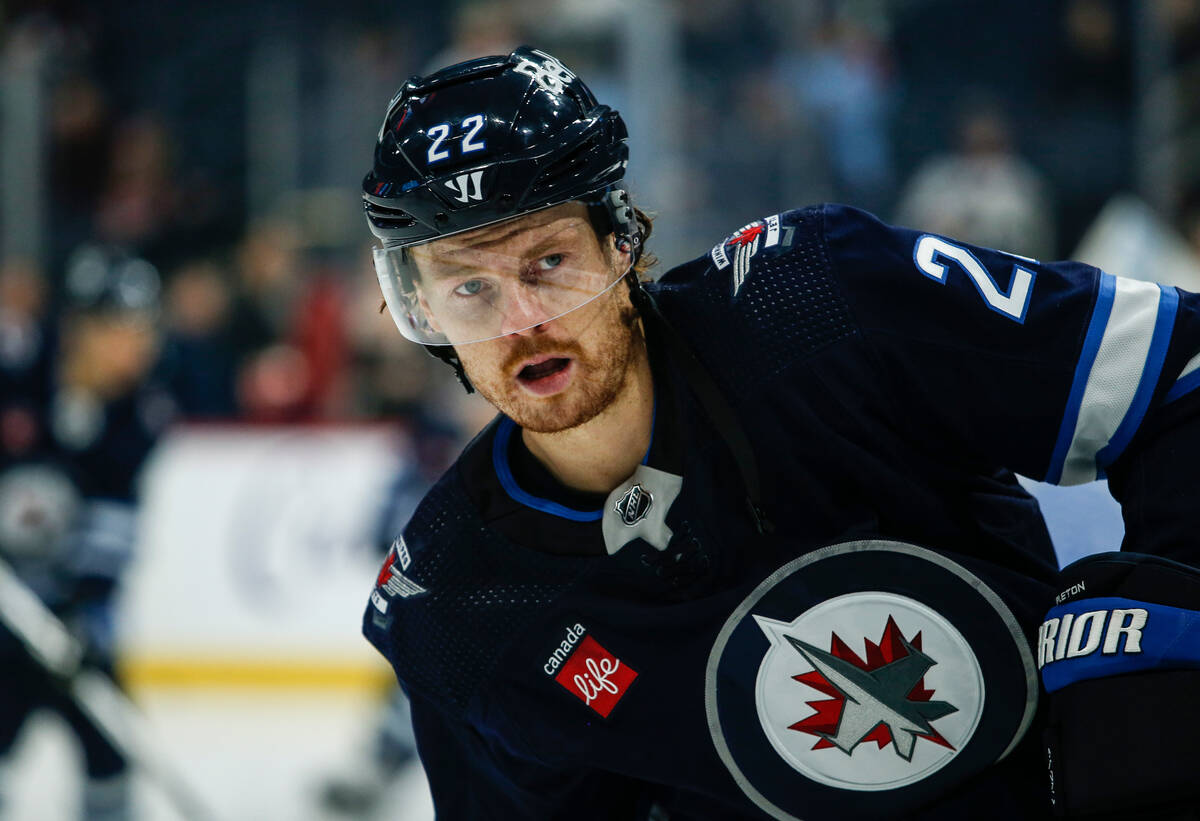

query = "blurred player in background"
(0, 248), (172, 821)
(360, 48), (1200, 820)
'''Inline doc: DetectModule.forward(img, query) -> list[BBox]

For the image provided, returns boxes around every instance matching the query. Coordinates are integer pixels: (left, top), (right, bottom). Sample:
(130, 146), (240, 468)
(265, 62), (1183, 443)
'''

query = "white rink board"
(118, 425), (406, 664)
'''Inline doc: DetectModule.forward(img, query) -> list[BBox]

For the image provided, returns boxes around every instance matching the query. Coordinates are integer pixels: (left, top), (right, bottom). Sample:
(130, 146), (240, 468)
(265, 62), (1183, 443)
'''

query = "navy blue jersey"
(363, 205), (1200, 820)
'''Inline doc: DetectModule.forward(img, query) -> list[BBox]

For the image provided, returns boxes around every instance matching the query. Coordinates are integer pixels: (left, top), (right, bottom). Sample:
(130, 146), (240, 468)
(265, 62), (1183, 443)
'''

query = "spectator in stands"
(157, 258), (239, 418)
(775, 14), (895, 213)
(895, 99), (1056, 259)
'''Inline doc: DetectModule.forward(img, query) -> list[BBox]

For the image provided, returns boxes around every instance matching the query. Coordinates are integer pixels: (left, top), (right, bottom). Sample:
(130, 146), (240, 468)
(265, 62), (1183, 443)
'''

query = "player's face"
(71, 314), (159, 397)
(411, 203), (641, 433)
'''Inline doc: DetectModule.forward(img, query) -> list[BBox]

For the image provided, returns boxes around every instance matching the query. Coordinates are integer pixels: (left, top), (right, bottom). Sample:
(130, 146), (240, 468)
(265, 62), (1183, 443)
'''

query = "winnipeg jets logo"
(783, 616), (957, 761)
(512, 50), (575, 94)
(445, 171), (484, 204)
(708, 542), (1035, 817)
(749, 592), (984, 792)
(614, 483), (652, 526)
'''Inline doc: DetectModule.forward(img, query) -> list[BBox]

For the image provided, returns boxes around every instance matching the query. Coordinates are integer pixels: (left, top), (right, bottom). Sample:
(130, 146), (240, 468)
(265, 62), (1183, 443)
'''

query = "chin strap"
(425, 345), (474, 393)
(627, 275), (774, 536)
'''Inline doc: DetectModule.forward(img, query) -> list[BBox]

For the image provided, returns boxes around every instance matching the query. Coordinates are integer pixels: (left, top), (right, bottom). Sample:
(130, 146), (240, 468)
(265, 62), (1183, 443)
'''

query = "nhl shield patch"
(614, 483), (652, 526)
(705, 540), (1038, 820)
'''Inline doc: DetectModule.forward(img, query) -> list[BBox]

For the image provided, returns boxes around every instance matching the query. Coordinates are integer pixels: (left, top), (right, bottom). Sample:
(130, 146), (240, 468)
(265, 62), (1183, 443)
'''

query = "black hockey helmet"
(364, 45), (632, 248)
(363, 46), (642, 349)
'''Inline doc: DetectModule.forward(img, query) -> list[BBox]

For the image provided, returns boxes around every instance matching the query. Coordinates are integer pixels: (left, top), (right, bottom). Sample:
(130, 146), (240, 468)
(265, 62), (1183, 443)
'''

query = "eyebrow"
(423, 222), (584, 277)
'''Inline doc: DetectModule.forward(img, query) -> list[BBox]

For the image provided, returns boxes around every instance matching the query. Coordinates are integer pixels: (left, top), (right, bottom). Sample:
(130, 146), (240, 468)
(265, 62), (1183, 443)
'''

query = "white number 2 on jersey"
(913, 235), (1036, 323)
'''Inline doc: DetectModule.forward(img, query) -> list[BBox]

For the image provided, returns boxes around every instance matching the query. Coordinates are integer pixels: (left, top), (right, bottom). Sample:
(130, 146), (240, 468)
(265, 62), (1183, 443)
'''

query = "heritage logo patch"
(371, 538), (427, 613)
(708, 214), (784, 295)
(552, 633), (637, 718)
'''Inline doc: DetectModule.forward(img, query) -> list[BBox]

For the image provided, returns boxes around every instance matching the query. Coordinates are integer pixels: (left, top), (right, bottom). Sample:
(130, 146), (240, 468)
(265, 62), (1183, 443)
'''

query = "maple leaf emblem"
(375, 544), (398, 588)
(788, 615), (958, 761)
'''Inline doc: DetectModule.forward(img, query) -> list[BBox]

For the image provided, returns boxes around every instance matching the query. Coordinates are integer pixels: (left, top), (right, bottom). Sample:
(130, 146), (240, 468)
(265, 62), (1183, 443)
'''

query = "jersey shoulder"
(650, 204), (863, 396)
(362, 422), (588, 716)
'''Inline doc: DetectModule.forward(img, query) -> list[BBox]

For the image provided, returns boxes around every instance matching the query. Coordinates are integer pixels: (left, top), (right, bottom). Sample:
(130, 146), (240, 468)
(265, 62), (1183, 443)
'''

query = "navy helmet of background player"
(0, 245), (168, 821)
(362, 47), (1200, 820)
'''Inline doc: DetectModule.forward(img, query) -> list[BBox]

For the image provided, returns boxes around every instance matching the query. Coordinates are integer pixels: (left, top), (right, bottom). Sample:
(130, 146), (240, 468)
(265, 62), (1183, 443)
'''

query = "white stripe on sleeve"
(1059, 277), (1163, 485)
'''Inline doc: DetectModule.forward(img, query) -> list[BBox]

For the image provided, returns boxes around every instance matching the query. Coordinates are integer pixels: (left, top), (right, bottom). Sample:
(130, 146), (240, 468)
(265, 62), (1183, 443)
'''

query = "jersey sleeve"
(820, 203), (1200, 487)
(818, 204), (1200, 563)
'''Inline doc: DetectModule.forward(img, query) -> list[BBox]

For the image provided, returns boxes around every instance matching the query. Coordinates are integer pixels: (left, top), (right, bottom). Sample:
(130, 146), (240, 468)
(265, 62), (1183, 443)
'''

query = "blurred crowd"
(4, 0), (1200, 433)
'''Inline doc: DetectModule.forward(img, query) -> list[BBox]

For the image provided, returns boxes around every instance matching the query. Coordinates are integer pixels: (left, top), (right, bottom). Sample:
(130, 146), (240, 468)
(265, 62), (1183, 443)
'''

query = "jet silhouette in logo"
(785, 620), (958, 762)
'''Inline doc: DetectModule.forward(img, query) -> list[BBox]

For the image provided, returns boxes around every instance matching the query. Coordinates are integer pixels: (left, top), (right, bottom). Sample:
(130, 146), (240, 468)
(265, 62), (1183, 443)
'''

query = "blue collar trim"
(491, 402), (656, 522)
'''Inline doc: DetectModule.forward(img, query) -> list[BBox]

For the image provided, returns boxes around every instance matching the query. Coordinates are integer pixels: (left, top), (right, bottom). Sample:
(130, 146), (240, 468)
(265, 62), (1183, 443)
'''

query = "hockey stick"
(0, 556), (218, 821)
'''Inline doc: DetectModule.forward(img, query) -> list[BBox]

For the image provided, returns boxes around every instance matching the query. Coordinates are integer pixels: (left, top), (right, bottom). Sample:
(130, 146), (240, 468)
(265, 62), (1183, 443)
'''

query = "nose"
(499, 282), (553, 336)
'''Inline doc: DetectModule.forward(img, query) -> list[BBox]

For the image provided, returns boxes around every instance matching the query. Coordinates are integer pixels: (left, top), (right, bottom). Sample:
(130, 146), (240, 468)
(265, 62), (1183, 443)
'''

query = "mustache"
(500, 302), (639, 374)
(502, 336), (584, 373)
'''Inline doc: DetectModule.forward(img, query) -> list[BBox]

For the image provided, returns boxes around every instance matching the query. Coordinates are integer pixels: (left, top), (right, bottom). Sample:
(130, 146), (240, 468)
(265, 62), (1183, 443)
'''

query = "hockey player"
(361, 47), (1200, 819)
(0, 248), (170, 820)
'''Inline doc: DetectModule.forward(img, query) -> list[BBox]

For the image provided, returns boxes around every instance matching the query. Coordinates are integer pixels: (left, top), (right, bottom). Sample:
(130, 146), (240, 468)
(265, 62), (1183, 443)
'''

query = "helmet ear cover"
(586, 187), (643, 267)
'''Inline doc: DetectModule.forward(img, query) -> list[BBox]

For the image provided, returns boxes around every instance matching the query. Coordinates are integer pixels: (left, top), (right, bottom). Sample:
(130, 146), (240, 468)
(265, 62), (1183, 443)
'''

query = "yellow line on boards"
(118, 656), (395, 691)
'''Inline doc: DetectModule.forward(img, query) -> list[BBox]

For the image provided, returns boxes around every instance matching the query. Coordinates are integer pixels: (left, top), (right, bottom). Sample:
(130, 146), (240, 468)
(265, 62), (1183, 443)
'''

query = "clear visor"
(374, 213), (632, 346)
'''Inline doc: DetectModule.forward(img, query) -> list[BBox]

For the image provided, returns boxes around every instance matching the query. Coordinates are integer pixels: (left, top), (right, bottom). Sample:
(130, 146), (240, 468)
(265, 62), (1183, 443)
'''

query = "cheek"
(455, 342), (504, 381)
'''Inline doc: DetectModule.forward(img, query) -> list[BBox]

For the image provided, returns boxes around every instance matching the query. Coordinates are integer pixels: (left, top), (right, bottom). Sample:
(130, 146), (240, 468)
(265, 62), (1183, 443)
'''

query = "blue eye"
(454, 280), (485, 297)
(538, 254), (564, 270)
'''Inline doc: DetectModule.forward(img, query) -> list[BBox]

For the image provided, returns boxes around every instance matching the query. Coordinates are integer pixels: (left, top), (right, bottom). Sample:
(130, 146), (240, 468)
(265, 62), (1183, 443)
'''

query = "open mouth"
(515, 356), (574, 396)
(518, 357), (570, 382)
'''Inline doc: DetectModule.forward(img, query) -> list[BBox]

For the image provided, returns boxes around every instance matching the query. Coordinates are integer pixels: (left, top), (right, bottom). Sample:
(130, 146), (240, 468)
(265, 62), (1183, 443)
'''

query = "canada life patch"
(544, 624), (637, 718)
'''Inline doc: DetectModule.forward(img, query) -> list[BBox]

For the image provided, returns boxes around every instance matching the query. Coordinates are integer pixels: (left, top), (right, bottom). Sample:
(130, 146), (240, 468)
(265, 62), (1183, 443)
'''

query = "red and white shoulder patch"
(709, 214), (782, 296)
(371, 537), (427, 614)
